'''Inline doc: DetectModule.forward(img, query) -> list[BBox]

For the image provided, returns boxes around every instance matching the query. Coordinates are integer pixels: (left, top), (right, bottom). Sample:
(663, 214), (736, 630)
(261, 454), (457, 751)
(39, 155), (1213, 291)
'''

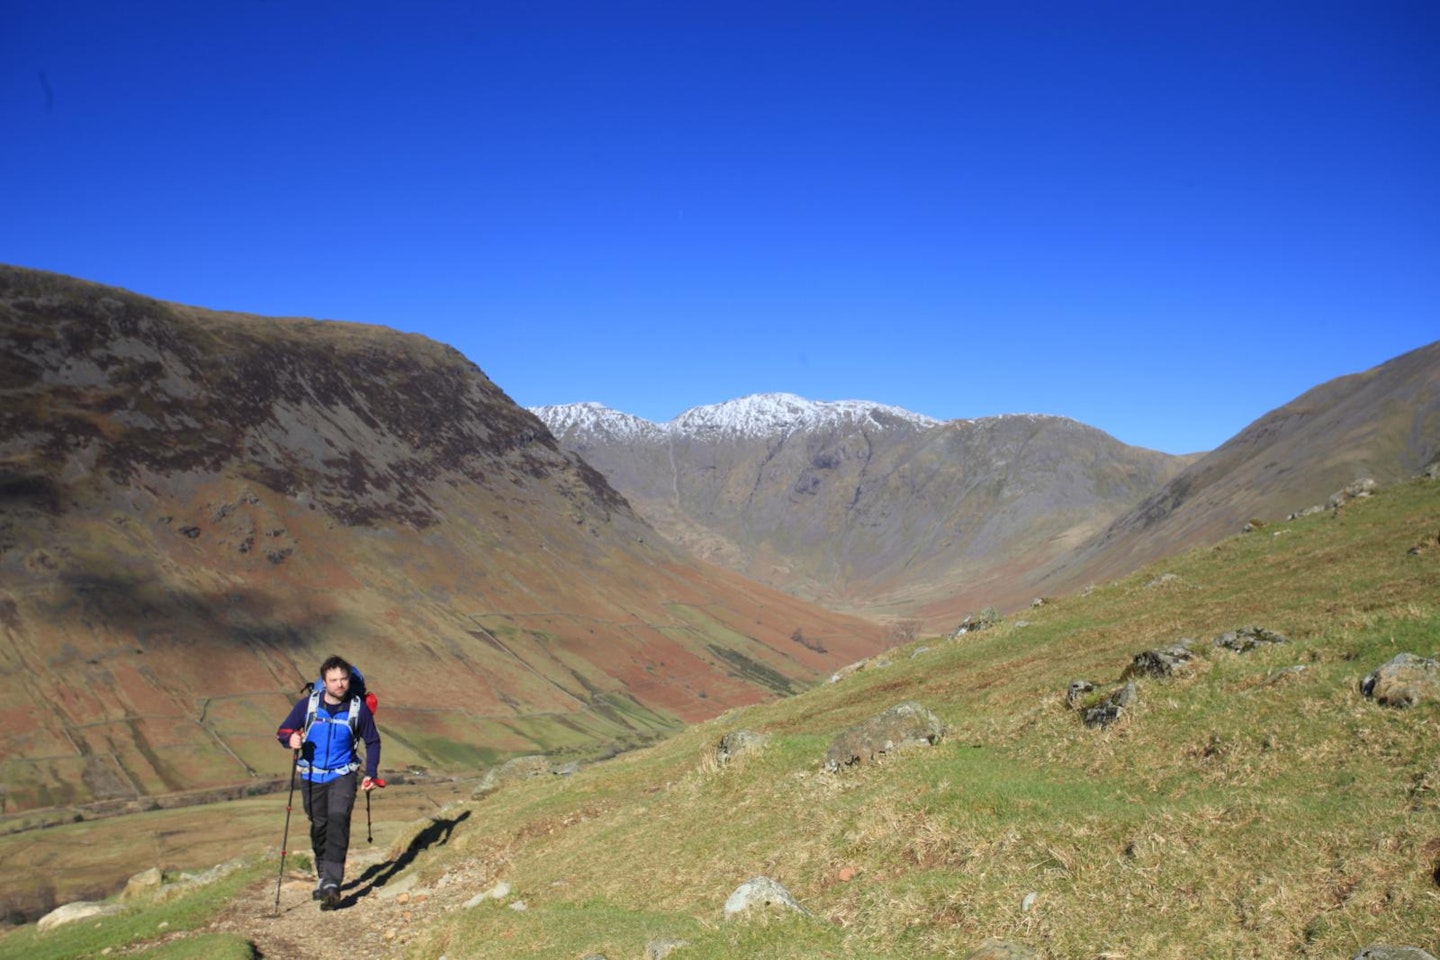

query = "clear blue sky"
(4, 2), (1436, 454)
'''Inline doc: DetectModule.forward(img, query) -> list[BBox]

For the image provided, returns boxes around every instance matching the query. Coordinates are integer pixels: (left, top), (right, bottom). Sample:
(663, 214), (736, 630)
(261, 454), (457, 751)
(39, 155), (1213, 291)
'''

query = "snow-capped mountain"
(530, 393), (941, 444)
(531, 393), (1192, 622)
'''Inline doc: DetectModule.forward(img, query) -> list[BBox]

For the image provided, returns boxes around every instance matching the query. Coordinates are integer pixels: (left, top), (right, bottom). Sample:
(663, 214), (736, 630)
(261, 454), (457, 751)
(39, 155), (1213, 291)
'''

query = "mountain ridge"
(530, 392), (947, 443)
(532, 344), (1440, 627)
(534, 396), (1193, 623)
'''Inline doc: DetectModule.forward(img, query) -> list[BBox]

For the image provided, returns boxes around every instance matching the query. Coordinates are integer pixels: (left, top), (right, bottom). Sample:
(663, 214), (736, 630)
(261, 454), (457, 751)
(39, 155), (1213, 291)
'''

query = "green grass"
(398, 480), (1440, 959)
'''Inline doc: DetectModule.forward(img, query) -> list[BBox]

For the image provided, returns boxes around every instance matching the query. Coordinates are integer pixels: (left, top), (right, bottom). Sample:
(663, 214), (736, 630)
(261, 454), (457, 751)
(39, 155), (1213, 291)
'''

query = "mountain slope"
(533, 396), (1194, 621)
(0, 266), (890, 813)
(1038, 339), (1440, 596)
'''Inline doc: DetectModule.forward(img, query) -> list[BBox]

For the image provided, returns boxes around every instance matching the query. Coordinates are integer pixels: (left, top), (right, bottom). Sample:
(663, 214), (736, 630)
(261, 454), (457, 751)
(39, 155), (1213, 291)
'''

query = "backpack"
(301, 666), (378, 738)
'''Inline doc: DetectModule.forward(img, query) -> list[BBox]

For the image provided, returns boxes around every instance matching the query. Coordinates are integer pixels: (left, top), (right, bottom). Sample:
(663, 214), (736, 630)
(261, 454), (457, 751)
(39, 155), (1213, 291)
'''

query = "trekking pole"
(365, 777), (386, 843)
(273, 749), (299, 917)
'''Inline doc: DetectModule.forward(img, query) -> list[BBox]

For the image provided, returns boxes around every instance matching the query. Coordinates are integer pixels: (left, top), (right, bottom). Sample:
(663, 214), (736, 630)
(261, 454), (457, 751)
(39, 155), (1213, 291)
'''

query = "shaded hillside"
(1033, 339), (1440, 599)
(0, 267), (890, 813)
(535, 397), (1194, 625)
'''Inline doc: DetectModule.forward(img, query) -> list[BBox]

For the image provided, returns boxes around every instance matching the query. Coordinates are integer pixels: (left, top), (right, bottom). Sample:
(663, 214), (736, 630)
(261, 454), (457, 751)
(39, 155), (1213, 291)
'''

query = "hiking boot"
(318, 882), (341, 911)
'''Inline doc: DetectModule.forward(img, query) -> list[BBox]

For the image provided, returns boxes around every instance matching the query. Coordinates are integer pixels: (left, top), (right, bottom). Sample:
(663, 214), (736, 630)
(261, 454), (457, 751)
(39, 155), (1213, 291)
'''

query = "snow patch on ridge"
(530, 393), (944, 443)
(529, 401), (668, 443)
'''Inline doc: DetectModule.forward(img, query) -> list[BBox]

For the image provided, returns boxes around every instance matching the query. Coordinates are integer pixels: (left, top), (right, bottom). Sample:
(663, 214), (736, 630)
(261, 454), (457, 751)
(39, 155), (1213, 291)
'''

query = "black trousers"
(301, 771), (357, 884)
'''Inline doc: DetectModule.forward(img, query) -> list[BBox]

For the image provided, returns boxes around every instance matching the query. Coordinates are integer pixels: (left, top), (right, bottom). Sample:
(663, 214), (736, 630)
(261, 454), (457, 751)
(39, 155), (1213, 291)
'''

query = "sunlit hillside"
(5, 477), (1436, 959)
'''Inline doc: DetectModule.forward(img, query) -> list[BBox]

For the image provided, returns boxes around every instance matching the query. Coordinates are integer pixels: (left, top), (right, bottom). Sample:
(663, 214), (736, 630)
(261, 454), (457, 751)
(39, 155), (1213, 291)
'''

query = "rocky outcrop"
(823, 702), (945, 772)
(1123, 640), (1195, 679)
(952, 608), (1001, 637)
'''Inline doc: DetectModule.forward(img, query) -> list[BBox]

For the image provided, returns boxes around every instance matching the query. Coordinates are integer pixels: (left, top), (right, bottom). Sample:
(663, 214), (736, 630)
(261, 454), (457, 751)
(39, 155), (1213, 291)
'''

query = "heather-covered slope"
(0, 267), (889, 813)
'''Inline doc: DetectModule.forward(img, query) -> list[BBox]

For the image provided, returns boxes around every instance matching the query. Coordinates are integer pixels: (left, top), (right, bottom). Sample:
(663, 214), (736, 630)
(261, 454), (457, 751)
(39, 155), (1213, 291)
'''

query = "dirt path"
(205, 803), (491, 960)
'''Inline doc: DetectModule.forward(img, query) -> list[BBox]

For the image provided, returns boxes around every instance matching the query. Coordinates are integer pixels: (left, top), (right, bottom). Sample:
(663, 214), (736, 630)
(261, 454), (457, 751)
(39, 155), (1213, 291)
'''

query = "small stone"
(383, 928), (398, 941)
(838, 866), (855, 882)
(509, 900), (528, 911)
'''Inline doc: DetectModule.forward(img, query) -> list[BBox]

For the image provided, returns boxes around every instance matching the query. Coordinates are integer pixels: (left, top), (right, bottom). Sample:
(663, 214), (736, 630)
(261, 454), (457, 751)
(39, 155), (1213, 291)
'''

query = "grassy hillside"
(4, 478), (1437, 958)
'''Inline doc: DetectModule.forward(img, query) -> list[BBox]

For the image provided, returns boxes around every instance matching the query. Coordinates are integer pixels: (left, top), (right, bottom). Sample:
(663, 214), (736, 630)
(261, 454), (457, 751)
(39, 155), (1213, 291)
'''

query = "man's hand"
(288, 731), (302, 750)
(362, 776), (378, 791)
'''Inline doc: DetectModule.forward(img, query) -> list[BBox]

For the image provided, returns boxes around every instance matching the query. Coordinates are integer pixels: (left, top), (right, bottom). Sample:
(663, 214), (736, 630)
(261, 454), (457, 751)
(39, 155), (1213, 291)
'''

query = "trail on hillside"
(204, 807), (490, 960)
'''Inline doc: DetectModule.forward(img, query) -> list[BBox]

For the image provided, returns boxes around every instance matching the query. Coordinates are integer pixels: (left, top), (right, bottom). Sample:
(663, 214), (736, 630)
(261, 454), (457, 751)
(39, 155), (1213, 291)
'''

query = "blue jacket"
(277, 695), (381, 784)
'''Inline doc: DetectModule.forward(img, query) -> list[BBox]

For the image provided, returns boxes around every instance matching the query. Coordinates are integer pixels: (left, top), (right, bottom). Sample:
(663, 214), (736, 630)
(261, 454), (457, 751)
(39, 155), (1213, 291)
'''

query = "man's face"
(322, 667), (350, 701)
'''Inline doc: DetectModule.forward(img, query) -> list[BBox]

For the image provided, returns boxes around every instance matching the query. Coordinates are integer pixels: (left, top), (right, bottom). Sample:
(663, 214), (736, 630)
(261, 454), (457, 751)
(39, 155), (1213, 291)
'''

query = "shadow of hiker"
(344, 810), (472, 904)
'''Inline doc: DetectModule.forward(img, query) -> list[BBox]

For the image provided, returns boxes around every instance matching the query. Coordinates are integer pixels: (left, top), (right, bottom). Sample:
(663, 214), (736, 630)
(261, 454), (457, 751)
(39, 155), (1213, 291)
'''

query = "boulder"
(823, 701), (945, 772)
(715, 729), (766, 765)
(1361, 653), (1440, 707)
(35, 900), (125, 932)
(723, 877), (807, 917)
(1214, 625), (1288, 653)
(1122, 640), (1195, 679)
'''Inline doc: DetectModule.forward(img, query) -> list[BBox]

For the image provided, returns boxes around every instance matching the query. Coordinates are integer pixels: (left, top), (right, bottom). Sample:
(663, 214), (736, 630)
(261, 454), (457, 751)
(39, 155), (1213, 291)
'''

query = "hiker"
(276, 655), (382, 910)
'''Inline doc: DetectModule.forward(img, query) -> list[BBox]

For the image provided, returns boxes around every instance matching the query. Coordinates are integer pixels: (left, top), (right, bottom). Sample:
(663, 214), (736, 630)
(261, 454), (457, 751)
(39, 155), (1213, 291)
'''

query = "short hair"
(319, 655), (352, 680)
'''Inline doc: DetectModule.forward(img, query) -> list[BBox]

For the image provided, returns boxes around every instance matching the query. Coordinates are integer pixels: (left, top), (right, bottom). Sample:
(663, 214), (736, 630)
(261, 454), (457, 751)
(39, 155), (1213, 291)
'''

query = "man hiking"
(276, 655), (382, 910)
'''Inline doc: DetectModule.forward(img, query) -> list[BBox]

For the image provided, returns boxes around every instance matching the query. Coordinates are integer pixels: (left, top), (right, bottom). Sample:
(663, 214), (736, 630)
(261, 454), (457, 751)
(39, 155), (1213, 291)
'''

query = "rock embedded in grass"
(723, 877), (807, 918)
(1122, 639), (1196, 679)
(1350, 945), (1438, 960)
(1360, 653), (1440, 707)
(1213, 625), (1288, 653)
(822, 701), (945, 772)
